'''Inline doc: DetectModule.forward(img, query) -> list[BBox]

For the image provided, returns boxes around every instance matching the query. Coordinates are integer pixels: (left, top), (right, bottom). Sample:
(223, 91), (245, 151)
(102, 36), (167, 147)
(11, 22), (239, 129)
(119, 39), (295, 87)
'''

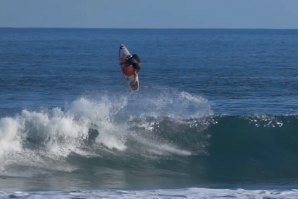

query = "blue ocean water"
(0, 28), (298, 198)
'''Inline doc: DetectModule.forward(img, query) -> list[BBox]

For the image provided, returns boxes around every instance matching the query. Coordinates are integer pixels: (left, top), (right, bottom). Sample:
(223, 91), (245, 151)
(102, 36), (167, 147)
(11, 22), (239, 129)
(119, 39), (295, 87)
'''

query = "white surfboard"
(119, 44), (140, 91)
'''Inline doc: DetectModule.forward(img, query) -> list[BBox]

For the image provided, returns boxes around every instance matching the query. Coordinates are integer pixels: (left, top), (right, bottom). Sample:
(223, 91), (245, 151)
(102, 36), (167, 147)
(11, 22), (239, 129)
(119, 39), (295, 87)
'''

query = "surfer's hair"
(126, 54), (141, 72)
(132, 54), (141, 63)
(131, 54), (141, 71)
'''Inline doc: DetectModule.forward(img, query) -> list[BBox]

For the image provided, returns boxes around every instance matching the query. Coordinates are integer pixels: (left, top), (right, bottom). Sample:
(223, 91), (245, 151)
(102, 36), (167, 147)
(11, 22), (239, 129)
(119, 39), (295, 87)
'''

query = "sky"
(0, 0), (298, 29)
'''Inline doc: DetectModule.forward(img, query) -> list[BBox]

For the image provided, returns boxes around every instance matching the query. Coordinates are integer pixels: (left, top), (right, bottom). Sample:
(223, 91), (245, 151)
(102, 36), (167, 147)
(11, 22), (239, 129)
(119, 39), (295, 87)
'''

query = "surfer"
(120, 45), (141, 84)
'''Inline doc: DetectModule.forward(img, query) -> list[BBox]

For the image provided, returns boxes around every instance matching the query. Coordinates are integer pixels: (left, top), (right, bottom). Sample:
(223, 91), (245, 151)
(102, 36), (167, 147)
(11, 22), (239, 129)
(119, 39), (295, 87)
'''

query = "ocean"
(0, 28), (298, 198)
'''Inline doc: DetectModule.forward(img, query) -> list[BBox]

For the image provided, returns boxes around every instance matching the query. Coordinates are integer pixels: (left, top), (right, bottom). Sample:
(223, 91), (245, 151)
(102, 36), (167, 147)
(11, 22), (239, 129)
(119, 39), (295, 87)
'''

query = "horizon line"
(1, 27), (298, 31)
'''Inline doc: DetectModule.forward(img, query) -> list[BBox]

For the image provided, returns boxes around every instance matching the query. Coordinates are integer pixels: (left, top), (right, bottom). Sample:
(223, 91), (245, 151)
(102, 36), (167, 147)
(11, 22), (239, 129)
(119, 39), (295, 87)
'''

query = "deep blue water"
(0, 28), (298, 198)
(1, 28), (298, 116)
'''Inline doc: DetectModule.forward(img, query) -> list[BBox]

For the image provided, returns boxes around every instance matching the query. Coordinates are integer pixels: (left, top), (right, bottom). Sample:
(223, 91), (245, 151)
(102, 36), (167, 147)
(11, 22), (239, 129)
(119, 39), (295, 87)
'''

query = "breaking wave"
(1, 90), (298, 185)
(0, 90), (212, 177)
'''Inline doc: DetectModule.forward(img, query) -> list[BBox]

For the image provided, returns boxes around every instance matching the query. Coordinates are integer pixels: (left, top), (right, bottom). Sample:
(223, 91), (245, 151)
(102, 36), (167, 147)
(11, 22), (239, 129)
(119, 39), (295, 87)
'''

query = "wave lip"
(2, 91), (298, 186)
(0, 91), (212, 177)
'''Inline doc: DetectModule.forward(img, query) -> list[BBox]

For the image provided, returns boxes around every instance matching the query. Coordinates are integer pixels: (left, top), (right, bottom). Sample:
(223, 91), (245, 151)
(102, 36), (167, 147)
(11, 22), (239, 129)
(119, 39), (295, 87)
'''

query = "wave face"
(0, 91), (211, 180)
(0, 90), (298, 188)
(203, 115), (298, 184)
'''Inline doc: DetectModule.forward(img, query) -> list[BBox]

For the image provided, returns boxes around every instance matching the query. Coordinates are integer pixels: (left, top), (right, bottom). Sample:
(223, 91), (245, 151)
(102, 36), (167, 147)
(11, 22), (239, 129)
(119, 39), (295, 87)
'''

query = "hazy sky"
(1, 0), (298, 29)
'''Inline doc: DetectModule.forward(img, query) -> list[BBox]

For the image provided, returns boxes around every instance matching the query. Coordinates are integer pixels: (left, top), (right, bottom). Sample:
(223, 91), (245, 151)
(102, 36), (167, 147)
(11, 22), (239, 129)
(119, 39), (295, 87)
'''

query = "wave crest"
(0, 91), (212, 176)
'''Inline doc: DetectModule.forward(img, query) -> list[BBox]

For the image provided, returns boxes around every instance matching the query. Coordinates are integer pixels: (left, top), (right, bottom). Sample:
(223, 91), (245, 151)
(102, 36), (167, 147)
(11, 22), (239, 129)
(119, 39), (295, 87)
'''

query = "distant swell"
(1, 91), (298, 184)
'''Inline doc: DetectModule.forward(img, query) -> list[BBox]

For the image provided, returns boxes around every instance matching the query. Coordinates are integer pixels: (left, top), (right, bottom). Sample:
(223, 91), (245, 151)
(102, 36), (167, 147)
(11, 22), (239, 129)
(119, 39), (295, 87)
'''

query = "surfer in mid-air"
(121, 54), (141, 82)
(119, 44), (141, 90)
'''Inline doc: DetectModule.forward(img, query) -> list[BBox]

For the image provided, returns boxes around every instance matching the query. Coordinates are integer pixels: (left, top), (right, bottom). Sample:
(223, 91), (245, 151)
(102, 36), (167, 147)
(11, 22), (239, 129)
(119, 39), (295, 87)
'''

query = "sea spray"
(0, 91), (212, 177)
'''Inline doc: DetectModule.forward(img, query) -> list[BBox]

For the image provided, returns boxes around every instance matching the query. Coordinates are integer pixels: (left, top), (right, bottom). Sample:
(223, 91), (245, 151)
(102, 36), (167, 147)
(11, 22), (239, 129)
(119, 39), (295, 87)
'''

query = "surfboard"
(119, 44), (140, 91)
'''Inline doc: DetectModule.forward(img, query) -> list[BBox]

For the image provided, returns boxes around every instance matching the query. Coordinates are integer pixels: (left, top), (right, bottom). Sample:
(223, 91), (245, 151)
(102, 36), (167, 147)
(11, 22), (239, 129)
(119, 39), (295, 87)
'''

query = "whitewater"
(0, 91), (211, 178)
(1, 28), (298, 198)
(1, 91), (298, 198)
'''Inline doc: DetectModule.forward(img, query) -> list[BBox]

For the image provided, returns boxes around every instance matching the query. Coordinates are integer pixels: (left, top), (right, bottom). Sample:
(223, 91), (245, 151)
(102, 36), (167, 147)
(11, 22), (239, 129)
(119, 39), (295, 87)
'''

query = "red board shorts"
(122, 65), (135, 76)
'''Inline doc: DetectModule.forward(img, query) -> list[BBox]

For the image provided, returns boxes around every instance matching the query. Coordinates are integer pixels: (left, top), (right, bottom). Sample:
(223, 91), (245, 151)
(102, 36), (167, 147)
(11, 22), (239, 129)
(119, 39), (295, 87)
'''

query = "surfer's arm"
(133, 71), (138, 82)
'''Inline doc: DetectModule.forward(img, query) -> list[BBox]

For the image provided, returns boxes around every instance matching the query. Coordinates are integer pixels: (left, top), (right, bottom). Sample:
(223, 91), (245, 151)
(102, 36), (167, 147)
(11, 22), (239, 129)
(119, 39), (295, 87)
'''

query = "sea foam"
(0, 91), (212, 176)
